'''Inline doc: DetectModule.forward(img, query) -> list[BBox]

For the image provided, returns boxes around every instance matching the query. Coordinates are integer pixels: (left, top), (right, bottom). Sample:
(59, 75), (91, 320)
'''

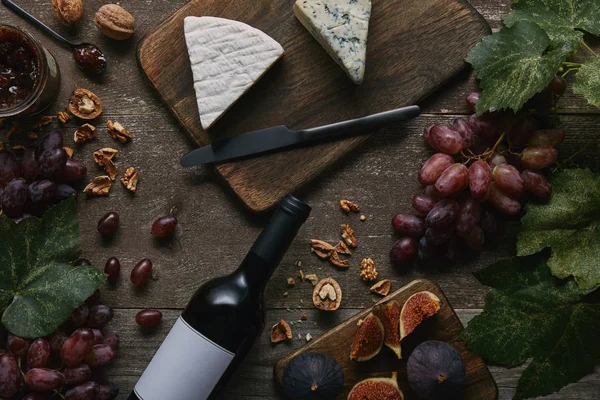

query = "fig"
(281, 352), (344, 400)
(407, 341), (465, 400)
(373, 300), (401, 359)
(350, 312), (384, 362)
(400, 291), (441, 339)
(347, 372), (404, 400)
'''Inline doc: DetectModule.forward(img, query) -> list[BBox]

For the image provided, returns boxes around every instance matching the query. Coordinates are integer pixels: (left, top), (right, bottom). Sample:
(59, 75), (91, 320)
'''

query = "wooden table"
(2, 1), (599, 399)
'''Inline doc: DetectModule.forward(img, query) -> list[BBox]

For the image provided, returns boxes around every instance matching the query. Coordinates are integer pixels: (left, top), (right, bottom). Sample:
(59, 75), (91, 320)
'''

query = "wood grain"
(274, 279), (497, 399)
(138, 0), (490, 211)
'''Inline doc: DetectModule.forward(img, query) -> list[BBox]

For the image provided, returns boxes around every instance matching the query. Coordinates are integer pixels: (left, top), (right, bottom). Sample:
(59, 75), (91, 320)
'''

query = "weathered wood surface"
(1, 0), (599, 399)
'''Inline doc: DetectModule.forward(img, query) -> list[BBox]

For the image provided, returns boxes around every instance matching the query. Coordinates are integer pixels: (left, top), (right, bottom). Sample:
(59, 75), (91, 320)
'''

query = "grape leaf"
(573, 56), (600, 108)
(517, 169), (600, 290)
(462, 252), (600, 400)
(466, 21), (570, 114)
(0, 199), (106, 338)
(504, 0), (600, 56)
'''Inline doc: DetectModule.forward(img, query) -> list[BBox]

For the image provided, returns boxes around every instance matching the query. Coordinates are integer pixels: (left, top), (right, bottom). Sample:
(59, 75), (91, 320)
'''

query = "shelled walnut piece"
(360, 258), (378, 282)
(69, 89), (102, 120)
(340, 199), (360, 213)
(84, 176), (112, 196)
(74, 124), (96, 143)
(107, 120), (132, 143)
(313, 278), (342, 311)
(270, 320), (292, 343)
(341, 224), (357, 248)
(57, 111), (70, 124)
(121, 167), (139, 192)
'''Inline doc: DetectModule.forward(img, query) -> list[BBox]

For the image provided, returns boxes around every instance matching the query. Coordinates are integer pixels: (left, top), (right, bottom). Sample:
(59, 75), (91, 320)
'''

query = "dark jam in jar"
(0, 27), (39, 109)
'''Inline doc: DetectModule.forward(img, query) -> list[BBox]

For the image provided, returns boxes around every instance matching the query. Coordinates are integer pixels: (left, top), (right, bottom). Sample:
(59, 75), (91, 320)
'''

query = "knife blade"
(180, 105), (420, 166)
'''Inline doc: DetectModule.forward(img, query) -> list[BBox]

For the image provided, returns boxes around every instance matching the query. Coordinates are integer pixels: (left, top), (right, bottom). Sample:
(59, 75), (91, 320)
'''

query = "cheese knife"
(180, 105), (421, 166)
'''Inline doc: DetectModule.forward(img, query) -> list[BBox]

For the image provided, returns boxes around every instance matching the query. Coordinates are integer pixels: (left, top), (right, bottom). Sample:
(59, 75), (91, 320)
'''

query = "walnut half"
(74, 124), (97, 143)
(360, 258), (378, 282)
(107, 120), (132, 143)
(121, 167), (139, 192)
(313, 278), (342, 311)
(69, 89), (102, 120)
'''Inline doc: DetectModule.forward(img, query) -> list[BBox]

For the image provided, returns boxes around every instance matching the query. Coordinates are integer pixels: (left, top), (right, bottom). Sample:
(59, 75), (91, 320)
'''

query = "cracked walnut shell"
(69, 89), (102, 120)
(270, 320), (292, 343)
(370, 280), (391, 296)
(74, 124), (96, 143)
(94, 148), (118, 181)
(313, 278), (342, 311)
(84, 176), (112, 196)
(107, 120), (132, 143)
(121, 167), (139, 192)
(360, 258), (378, 282)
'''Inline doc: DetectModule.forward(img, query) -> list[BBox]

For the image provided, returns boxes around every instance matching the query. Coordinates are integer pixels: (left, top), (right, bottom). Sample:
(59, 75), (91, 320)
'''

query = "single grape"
(423, 124), (435, 149)
(423, 185), (443, 198)
(417, 236), (437, 265)
(456, 196), (482, 237)
(6, 333), (31, 356)
(37, 148), (68, 179)
(97, 212), (119, 237)
(70, 304), (89, 327)
(504, 151), (524, 171)
(87, 305), (114, 328)
(64, 364), (92, 385)
(48, 332), (67, 354)
(389, 237), (418, 265)
(54, 183), (77, 202)
(467, 113), (501, 143)
(468, 160), (492, 200)
(136, 309), (163, 327)
(84, 344), (116, 367)
(521, 146), (558, 169)
(104, 257), (121, 282)
(391, 214), (427, 237)
(24, 368), (65, 391)
(492, 164), (525, 197)
(73, 258), (92, 266)
(55, 159), (87, 182)
(528, 129), (565, 147)
(521, 170), (552, 199)
(65, 381), (100, 400)
(131, 259), (153, 286)
(0, 152), (21, 187)
(60, 328), (95, 367)
(435, 163), (469, 197)
(102, 330), (119, 351)
(487, 183), (522, 215)
(91, 329), (104, 345)
(151, 216), (178, 237)
(22, 146), (38, 182)
(418, 153), (454, 186)
(465, 92), (479, 112)
(28, 180), (56, 204)
(488, 153), (507, 169)
(23, 393), (50, 400)
(98, 382), (119, 400)
(507, 115), (536, 149)
(424, 228), (452, 245)
(2, 178), (28, 219)
(426, 199), (459, 230)
(480, 208), (504, 237)
(442, 237), (461, 262)
(27, 338), (50, 369)
(464, 226), (485, 251)
(0, 353), (21, 397)
(451, 118), (473, 149)
(412, 194), (438, 215)
(429, 125), (463, 154)
(549, 75), (567, 95)
(37, 131), (63, 157)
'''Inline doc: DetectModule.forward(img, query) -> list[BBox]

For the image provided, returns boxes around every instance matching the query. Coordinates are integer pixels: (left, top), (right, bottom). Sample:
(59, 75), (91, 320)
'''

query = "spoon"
(2, 0), (107, 75)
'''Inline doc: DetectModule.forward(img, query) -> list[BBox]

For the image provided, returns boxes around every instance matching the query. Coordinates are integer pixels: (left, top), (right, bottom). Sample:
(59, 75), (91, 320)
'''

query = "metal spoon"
(2, 0), (107, 75)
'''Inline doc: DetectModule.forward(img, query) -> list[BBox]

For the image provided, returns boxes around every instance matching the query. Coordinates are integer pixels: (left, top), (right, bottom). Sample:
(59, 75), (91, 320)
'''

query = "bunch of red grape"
(0, 131), (86, 220)
(0, 288), (119, 400)
(390, 89), (564, 265)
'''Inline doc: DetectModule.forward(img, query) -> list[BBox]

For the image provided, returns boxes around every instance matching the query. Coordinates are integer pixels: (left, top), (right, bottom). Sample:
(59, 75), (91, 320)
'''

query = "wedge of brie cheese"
(184, 17), (284, 130)
(294, 0), (371, 84)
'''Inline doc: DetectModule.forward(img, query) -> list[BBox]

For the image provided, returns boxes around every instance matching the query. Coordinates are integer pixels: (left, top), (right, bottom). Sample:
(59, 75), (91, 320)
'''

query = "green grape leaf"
(573, 56), (600, 108)
(466, 21), (570, 114)
(462, 252), (600, 400)
(504, 0), (600, 56)
(0, 199), (106, 338)
(517, 169), (600, 290)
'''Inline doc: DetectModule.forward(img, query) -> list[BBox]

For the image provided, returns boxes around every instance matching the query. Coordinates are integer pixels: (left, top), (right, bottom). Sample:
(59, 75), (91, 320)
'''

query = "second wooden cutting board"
(138, 0), (490, 211)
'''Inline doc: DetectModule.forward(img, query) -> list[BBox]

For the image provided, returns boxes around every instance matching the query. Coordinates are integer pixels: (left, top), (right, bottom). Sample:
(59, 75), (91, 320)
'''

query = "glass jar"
(0, 25), (61, 118)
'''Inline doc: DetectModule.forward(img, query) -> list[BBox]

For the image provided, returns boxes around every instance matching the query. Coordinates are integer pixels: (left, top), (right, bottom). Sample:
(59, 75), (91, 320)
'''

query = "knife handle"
(300, 105), (421, 141)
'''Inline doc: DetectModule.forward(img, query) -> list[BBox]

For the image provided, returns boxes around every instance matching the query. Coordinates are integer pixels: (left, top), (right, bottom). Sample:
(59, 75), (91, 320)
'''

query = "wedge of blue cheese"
(294, 0), (371, 84)
(184, 17), (284, 130)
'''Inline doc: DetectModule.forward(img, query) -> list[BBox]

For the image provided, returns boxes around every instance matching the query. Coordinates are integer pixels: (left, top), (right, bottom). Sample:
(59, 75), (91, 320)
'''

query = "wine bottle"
(128, 195), (311, 400)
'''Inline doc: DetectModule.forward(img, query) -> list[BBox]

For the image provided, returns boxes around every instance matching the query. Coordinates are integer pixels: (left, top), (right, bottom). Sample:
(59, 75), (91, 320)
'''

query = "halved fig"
(347, 372), (404, 400)
(400, 291), (441, 339)
(350, 312), (384, 362)
(373, 300), (402, 359)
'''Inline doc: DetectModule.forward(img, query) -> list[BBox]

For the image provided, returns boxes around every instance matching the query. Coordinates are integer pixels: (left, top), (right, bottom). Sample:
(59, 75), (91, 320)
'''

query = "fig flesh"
(282, 352), (344, 400)
(400, 291), (441, 339)
(347, 372), (404, 400)
(350, 312), (384, 362)
(407, 340), (465, 400)
(373, 300), (402, 358)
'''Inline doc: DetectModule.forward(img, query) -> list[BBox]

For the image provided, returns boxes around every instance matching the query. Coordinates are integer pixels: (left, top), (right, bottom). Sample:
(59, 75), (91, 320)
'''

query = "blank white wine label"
(134, 316), (234, 400)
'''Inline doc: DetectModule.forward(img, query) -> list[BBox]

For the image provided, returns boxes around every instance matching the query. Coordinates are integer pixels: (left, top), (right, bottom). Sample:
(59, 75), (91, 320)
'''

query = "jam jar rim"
(0, 24), (49, 118)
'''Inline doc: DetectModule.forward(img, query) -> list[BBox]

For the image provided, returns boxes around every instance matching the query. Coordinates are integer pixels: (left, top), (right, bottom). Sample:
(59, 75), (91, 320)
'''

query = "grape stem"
(554, 132), (600, 172)
(581, 40), (598, 57)
(561, 68), (579, 78)
(562, 62), (582, 68)
(53, 389), (66, 399)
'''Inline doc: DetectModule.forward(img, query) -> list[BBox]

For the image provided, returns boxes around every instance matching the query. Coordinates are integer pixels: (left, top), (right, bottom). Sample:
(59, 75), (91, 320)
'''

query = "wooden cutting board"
(138, 0), (489, 212)
(274, 279), (498, 400)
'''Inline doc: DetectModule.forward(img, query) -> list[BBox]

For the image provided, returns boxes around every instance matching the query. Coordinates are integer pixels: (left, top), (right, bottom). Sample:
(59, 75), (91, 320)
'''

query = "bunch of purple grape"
(0, 289), (119, 400)
(390, 90), (563, 265)
(0, 131), (86, 220)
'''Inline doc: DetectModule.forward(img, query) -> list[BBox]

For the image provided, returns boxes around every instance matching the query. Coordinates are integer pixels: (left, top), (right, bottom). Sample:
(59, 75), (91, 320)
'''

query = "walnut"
(107, 120), (132, 143)
(84, 176), (113, 196)
(94, 148), (118, 181)
(334, 240), (351, 255)
(63, 147), (74, 158)
(341, 224), (357, 248)
(360, 215), (367, 221)
(74, 124), (97, 143)
(304, 274), (319, 286)
(121, 167), (139, 192)
(11, 145), (24, 151)
(270, 320), (292, 343)
(57, 111), (71, 124)
(310, 239), (336, 259)
(27, 132), (38, 140)
(370, 280), (391, 296)
(340, 199), (360, 213)
(301, 313), (308, 321)
(33, 116), (54, 130)
(328, 251), (350, 268)
(69, 89), (103, 120)
(360, 258), (378, 282)
(287, 277), (296, 287)
(95, 4), (136, 41)
(312, 278), (342, 311)
(52, 0), (83, 26)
